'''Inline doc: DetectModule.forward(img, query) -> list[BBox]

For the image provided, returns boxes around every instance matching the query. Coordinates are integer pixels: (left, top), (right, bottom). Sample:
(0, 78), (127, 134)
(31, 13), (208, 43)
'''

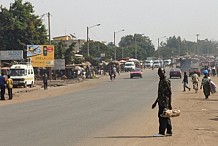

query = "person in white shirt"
(191, 71), (199, 90)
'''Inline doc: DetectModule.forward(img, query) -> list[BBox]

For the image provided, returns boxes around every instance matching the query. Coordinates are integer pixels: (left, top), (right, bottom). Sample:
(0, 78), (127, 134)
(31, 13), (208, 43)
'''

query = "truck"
(9, 62), (35, 88)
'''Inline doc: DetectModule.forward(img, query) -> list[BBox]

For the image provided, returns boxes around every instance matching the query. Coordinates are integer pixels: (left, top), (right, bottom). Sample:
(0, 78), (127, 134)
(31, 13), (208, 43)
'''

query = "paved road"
(0, 68), (182, 146)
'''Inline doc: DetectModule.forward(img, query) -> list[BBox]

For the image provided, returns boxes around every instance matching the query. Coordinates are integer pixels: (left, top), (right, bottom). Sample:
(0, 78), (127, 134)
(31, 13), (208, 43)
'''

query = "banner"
(0, 50), (23, 60)
(54, 59), (65, 70)
(27, 45), (54, 67)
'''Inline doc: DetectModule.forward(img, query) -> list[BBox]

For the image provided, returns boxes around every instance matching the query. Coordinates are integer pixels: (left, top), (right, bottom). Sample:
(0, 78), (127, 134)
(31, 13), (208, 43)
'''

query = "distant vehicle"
(153, 60), (161, 68)
(169, 68), (182, 78)
(130, 68), (143, 78)
(9, 62), (35, 88)
(124, 61), (136, 72)
(1, 67), (10, 75)
(164, 59), (171, 66)
(144, 60), (153, 68)
(189, 68), (201, 77)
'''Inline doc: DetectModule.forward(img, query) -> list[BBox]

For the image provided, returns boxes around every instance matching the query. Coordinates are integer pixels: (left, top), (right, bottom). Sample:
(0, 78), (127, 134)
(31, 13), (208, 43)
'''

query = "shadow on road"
(94, 135), (156, 139)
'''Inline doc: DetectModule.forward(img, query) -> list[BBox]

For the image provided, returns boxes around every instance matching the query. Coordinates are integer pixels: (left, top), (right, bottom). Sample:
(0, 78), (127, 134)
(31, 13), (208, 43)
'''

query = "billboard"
(54, 59), (65, 70)
(0, 50), (23, 60)
(27, 45), (54, 67)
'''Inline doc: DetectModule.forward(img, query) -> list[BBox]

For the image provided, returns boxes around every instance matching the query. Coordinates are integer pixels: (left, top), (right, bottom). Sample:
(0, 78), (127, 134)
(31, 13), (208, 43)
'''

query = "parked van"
(144, 60), (153, 68)
(9, 62), (35, 88)
(164, 59), (171, 66)
(153, 60), (161, 68)
(124, 61), (136, 72)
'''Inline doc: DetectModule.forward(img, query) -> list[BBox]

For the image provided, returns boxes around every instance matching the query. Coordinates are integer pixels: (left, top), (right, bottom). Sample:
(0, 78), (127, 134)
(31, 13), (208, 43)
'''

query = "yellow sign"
(27, 45), (54, 67)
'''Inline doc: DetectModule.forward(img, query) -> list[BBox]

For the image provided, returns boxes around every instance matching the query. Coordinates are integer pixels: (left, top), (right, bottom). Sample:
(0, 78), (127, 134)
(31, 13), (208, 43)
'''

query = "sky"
(1, 0), (218, 49)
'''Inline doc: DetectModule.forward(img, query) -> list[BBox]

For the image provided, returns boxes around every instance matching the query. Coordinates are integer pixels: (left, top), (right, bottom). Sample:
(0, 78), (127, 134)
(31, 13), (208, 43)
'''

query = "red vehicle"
(130, 68), (143, 78)
(189, 68), (201, 77)
(169, 68), (182, 78)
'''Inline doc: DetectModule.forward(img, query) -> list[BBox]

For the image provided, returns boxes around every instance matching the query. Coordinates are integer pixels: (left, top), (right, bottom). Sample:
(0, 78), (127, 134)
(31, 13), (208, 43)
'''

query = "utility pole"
(48, 12), (51, 45)
(196, 34), (199, 55)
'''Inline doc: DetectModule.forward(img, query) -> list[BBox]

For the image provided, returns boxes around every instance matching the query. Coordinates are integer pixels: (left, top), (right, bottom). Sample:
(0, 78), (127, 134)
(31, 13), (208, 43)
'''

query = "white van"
(144, 60), (153, 68)
(153, 60), (161, 68)
(164, 59), (171, 66)
(124, 61), (136, 72)
(9, 62), (35, 88)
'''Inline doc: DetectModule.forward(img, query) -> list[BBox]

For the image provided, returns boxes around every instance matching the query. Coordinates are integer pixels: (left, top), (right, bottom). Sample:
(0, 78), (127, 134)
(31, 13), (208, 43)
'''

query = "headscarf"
(158, 67), (165, 79)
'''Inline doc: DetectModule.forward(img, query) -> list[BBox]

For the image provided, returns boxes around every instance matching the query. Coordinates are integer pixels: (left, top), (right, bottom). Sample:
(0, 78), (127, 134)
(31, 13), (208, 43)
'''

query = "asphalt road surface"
(0, 68), (182, 146)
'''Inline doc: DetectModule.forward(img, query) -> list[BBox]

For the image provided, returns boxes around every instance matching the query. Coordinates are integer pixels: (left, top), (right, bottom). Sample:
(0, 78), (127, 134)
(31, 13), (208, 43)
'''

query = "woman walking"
(200, 70), (211, 99)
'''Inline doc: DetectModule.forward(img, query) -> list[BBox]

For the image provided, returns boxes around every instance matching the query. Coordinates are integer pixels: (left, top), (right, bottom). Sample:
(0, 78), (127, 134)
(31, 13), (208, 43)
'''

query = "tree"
(0, 0), (48, 58)
(65, 42), (76, 65)
(54, 41), (66, 59)
(79, 41), (114, 60)
(119, 34), (155, 60)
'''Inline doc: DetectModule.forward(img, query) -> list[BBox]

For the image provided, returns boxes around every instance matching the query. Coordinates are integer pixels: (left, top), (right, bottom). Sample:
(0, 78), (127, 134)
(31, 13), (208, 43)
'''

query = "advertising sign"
(27, 45), (54, 67)
(0, 50), (23, 60)
(54, 59), (65, 70)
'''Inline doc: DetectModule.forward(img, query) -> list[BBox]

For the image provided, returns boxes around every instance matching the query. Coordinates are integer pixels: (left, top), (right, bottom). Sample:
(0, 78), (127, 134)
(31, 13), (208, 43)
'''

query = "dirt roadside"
(0, 73), (218, 146)
(0, 75), (109, 106)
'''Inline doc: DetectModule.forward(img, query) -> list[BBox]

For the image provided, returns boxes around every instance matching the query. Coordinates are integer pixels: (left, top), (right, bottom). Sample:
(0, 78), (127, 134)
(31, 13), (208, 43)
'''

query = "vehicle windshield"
(133, 68), (141, 71)
(125, 64), (134, 66)
(171, 68), (180, 71)
(9, 69), (26, 76)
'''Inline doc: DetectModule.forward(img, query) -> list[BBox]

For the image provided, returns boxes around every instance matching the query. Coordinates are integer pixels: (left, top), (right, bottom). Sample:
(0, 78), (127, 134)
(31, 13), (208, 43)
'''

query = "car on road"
(189, 68), (201, 77)
(169, 68), (182, 78)
(124, 61), (136, 72)
(130, 68), (143, 78)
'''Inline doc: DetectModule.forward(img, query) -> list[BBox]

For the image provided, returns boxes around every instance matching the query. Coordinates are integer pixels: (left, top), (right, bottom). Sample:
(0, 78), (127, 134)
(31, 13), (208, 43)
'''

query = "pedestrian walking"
(0, 73), (6, 100)
(152, 67), (173, 137)
(200, 70), (211, 99)
(43, 73), (48, 90)
(182, 72), (191, 92)
(191, 71), (199, 93)
(6, 75), (13, 100)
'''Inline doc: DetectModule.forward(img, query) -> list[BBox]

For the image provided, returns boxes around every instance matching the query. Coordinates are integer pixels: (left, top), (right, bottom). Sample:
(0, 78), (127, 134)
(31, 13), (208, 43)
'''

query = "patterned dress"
(201, 77), (210, 98)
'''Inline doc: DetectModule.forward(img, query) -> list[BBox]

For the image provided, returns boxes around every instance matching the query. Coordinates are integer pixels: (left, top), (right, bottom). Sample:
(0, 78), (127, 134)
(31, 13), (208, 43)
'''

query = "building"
(52, 35), (86, 53)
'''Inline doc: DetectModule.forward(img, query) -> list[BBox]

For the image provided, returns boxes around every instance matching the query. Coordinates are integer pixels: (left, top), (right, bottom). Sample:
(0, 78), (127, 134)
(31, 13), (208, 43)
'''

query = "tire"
(29, 81), (33, 88)
(24, 82), (27, 88)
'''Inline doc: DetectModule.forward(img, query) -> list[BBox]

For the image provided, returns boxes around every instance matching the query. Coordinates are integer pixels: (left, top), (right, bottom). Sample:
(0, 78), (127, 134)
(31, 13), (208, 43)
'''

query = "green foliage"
(119, 34), (155, 60)
(74, 57), (84, 64)
(160, 36), (218, 58)
(79, 41), (114, 60)
(0, 0), (47, 59)
(53, 41), (66, 59)
(65, 42), (76, 65)
(84, 56), (99, 66)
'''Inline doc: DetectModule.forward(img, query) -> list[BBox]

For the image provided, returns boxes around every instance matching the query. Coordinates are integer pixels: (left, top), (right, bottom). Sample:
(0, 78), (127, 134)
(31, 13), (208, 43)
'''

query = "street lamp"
(134, 33), (144, 59)
(40, 12), (52, 80)
(87, 23), (101, 57)
(114, 29), (125, 60)
(158, 36), (166, 59)
(40, 12), (51, 45)
(196, 34), (199, 55)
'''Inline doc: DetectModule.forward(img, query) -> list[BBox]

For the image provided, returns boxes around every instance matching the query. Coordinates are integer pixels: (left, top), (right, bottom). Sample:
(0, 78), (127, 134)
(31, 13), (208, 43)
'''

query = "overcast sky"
(2, 0), (218, 49)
